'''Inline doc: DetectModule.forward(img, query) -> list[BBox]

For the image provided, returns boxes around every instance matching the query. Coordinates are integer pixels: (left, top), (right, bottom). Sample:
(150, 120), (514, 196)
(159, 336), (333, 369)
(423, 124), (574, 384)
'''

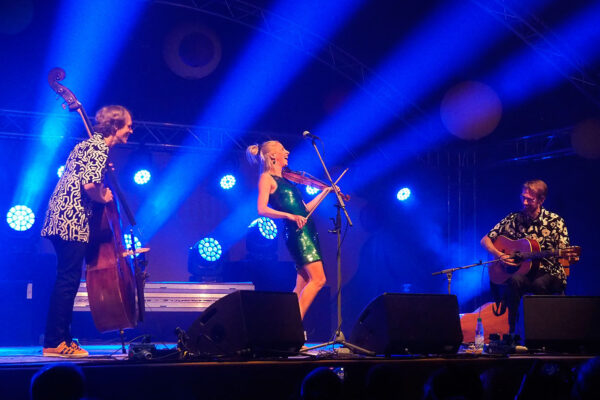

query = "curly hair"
(93, 105), (131, 137)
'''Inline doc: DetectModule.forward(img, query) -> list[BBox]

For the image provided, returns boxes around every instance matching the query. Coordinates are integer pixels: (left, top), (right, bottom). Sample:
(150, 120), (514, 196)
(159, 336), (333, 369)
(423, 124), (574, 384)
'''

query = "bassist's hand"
(102, 188), (114, 203)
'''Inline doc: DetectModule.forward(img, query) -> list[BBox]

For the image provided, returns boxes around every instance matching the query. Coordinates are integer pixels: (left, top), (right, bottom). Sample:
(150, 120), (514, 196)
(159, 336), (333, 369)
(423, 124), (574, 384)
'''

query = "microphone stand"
(431, 258), (502, 294)
(302, 138), (374, 356)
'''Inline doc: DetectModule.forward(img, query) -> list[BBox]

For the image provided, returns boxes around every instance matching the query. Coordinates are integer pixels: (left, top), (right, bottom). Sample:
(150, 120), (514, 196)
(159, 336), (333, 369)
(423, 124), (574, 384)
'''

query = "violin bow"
(299, 168), (348, 230)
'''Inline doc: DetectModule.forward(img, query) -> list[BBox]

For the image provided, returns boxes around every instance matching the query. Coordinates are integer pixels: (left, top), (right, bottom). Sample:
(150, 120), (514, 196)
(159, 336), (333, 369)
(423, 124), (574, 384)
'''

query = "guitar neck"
(517, 249), (561, 260)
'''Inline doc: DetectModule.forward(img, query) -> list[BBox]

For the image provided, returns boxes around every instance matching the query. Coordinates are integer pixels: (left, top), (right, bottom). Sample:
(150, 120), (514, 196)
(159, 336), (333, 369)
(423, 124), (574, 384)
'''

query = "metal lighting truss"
(0, 109), (295, 151)
(152, 0), (430, 130)
(471, 0), (600, 109)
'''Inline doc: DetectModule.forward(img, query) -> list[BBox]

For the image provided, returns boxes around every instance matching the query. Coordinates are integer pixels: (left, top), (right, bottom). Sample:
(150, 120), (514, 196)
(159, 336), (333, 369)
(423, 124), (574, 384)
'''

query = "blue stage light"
(134, 0), (362, 241)
(249, 217), (278, 239)
(123, 233), (142, 257)
(57, 165), (65, 178)
(306, 186), (320, 195)
(397, 188), (411, 201)
(13, 1), (147, 216)
(133, 169), (151, 185)
(6, 205), (35, 231)
(197, 237), (222, 262)
(220, 174), (236, 190)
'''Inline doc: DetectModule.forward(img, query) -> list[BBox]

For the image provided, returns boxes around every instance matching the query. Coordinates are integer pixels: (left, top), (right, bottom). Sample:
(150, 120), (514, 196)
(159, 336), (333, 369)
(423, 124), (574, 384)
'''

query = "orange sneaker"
(43, 340), (89, 358)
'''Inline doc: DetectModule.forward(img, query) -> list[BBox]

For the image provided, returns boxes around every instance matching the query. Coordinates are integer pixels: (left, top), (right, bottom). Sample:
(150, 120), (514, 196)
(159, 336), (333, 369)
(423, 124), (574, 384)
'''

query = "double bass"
(48, 68), (146, 333)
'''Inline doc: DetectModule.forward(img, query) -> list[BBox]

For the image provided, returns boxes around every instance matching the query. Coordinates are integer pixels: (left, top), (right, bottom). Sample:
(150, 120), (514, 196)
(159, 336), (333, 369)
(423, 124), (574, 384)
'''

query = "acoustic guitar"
(488, 235), (580, 285)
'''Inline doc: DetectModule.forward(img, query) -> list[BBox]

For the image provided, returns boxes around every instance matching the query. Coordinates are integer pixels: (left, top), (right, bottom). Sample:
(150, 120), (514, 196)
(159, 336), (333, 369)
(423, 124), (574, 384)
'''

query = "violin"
(282, 167), (350, 201)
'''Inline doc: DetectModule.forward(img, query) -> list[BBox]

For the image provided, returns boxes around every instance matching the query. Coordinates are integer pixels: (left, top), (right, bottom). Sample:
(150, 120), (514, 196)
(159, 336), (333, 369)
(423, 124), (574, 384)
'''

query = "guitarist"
(480, 180), (571, 334)
(40, 105), (133, 357)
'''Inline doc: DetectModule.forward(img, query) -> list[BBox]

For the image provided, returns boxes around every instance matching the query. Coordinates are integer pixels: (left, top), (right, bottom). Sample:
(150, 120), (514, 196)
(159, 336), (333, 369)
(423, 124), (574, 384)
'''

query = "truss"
(152, 0), (428, 125)
(495, 126), (574, 163)
(0, 109), (296, 151)
(471, 0), (600, 109)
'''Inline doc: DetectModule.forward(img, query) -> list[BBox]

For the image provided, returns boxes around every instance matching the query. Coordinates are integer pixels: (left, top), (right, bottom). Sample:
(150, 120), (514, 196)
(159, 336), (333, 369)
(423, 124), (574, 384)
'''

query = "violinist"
(246, 141), (333, 319)
(40, 105), (133, 357)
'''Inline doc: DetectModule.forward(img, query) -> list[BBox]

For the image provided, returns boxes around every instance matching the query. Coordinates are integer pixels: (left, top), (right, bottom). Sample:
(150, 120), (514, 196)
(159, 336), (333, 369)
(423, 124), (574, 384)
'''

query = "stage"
(0, 343), (594, 400)
(2, 1), (600, 399)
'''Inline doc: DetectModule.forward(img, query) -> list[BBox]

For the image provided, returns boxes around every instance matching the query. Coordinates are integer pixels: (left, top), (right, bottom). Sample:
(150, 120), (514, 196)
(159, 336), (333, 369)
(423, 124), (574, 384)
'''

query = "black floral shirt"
(487, 208), (570, 285)
(41, 134), (108, 242)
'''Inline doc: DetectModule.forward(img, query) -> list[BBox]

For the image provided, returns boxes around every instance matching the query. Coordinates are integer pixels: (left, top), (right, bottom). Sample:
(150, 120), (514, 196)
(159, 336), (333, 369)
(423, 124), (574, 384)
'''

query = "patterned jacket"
(41, 134), (108, 242)
(487, 208), (570, 285)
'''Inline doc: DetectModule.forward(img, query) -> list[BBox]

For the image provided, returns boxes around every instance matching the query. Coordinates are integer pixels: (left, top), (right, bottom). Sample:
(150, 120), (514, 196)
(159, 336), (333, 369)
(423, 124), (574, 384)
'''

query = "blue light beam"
(136, 0), (363, 240)
(13, 0), (146, 216)
(489, 1), (600, 107)
(290, 0), (522, 171)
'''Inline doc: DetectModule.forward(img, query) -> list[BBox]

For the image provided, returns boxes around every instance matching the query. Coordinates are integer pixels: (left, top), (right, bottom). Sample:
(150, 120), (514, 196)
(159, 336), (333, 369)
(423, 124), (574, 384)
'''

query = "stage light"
(220, 174), (236, 190)
(6, 205), (35, 231)
(189, 237), (223, 282)
(57, 165), (65, 178)
(134, 169), (151, 185)
(306, 186), (320, 195)
(197, 237), (222, 262)
(249, 217), (278, 239)
(135, 0), (362, 241)
(123, 233), (142, 257)
(246, 217), (278, 261)
(396, 188), (411, 201)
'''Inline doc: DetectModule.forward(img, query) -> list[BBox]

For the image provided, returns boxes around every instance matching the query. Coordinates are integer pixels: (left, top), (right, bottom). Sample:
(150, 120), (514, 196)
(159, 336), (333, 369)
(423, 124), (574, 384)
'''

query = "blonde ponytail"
(246, 144), (260, 165)
(246, 140), (281, 173)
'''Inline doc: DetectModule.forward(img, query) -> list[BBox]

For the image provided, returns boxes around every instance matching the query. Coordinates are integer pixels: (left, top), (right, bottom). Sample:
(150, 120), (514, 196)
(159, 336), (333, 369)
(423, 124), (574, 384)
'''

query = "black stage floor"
(0, 344), (594, 400)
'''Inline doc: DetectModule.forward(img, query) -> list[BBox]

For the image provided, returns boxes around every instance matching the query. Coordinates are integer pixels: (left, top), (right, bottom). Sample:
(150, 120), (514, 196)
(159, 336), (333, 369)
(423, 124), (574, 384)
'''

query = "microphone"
(302, 131), (320, 140)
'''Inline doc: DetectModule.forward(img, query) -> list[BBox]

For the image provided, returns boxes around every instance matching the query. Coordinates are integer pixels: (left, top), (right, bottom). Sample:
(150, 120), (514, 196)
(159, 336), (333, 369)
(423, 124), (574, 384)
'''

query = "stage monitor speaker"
(349, 293), (463, 355)
(524, 295), (600, 353)
(185, 290), (304, 357)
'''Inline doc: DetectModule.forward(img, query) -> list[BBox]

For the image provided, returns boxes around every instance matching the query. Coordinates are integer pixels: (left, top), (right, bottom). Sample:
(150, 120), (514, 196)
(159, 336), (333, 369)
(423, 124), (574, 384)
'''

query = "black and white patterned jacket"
(41, 134), (108, 242)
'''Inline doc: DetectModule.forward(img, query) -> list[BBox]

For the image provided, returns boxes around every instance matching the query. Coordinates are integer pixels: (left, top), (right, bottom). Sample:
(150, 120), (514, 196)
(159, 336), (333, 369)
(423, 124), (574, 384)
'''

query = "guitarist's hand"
(499, 253), (519, 267)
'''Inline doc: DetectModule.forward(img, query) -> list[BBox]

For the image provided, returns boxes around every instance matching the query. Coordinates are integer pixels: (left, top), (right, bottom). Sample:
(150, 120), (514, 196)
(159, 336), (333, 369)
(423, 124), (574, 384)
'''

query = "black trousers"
(503, 269), (565, 333)
(44, 236), (87, 348)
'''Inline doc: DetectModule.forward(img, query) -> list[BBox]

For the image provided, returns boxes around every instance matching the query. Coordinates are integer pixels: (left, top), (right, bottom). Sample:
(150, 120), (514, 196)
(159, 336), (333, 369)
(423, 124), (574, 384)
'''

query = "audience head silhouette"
(300, 366), (342, 400)
(572, 356), (600, 400)
(30, 362), (86, 400)
(423, 366), (483, 400)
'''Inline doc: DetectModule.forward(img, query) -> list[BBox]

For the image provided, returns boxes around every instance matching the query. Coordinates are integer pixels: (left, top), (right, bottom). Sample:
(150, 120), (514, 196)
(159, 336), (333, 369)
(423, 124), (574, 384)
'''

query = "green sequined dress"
(269, 175), (322, 268)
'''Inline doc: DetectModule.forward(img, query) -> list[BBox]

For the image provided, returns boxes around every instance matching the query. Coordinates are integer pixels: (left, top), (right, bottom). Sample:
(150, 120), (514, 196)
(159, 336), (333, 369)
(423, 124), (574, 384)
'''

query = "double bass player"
(40, 105), (133, 357)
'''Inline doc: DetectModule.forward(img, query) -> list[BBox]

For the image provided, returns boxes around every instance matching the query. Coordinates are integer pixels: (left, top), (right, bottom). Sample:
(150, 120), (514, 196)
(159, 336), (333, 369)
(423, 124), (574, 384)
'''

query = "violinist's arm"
(305, 186), (332, 213)
(257, 174), (306, 228)
(84, 183), (113, 203)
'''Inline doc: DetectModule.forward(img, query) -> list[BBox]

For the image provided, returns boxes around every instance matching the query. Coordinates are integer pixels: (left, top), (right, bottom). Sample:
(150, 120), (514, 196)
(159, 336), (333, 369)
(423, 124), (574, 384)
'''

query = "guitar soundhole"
(505, 265), (519, 274)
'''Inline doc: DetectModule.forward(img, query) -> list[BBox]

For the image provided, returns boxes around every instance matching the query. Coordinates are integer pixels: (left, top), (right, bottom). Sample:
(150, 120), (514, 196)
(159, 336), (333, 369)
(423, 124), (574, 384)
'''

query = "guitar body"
(460, 302), (509, 344)
(488, 235), (541, 285)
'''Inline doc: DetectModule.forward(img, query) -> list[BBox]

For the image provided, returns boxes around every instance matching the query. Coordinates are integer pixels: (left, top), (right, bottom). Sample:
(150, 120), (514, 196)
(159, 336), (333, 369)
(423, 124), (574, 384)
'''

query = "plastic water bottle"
(475, 317), (485, 351)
